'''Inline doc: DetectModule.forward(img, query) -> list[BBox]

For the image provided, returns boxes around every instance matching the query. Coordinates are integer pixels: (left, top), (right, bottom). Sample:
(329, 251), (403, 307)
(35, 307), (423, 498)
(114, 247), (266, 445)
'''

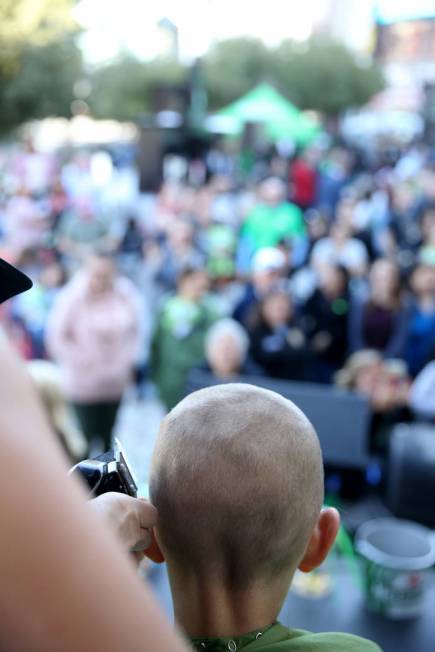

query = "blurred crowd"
(1, 137), (435, 463)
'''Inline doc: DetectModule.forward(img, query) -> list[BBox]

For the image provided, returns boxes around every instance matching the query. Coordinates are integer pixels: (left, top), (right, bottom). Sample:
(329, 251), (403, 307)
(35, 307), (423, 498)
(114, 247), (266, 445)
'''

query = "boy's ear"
(298, 507), (340, 573)
(143, 528), (165, 564)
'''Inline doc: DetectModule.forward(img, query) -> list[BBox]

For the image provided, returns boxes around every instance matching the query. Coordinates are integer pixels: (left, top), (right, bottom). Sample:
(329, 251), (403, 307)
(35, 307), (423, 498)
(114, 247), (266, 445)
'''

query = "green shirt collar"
(190, 622), (285, 651)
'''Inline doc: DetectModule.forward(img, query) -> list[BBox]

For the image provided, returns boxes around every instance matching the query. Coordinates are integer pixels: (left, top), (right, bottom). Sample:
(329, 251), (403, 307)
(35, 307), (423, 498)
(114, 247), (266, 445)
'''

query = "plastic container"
(355, 518), (435, 619)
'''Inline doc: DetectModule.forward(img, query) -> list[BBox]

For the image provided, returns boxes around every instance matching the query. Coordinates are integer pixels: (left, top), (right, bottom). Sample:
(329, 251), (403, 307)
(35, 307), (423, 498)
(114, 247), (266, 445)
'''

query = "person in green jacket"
(146, 384), (381, 652)
(150, 266), (219, 410)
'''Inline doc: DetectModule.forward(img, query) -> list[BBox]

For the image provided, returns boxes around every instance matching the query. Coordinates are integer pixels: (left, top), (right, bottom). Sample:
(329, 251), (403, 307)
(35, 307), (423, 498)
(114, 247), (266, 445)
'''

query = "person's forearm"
(0, 337), (188, 652)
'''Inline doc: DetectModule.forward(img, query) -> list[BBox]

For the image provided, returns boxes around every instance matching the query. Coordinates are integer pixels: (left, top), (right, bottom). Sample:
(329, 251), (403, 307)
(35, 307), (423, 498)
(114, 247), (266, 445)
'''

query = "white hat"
(251, 247), (286, 273)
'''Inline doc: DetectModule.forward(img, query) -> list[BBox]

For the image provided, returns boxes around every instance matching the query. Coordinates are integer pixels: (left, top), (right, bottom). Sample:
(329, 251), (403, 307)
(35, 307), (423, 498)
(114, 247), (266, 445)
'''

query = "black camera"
(71, 439), (138, 497)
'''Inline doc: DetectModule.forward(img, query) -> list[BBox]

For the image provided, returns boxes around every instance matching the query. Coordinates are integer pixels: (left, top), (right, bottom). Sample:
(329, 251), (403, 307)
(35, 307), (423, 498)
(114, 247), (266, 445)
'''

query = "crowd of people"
(1, 137), (435, 462)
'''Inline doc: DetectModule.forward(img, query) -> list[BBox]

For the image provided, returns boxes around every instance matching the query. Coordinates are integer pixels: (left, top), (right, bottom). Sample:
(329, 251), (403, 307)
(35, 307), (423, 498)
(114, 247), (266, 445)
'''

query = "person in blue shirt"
(404, 263), (435, 376)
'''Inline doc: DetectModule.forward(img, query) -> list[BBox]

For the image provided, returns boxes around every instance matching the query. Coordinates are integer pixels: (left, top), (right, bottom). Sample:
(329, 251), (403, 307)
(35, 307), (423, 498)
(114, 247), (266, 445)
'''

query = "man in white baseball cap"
(233, 247), (288, 327)
(251, 246), (287, 274)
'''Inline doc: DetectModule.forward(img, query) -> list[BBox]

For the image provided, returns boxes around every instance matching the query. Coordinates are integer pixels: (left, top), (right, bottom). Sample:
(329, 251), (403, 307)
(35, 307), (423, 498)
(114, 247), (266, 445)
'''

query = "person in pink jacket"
(46, 254), (142, 451)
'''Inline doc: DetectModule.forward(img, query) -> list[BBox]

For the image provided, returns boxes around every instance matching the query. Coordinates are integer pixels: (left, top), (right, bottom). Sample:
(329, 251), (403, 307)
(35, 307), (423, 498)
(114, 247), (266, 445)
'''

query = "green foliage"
(203, 38), (272, 108)
(272, 37), (384, 115)
(0, 0), (80, 134)
(0, 23), (385, 134)
(0, 0), (76, 76)
(0, 36), (82, 134)
(88, 56), (186, 121)
(203, 35), (384, 116)
(88, 56), (149, 122)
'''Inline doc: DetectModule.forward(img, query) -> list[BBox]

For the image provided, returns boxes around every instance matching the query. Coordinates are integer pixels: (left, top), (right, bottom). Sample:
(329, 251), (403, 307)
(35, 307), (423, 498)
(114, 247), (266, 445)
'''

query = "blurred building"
(374, 4), (435, 88)
(314, 0), (376, 54)
(373, 4), (435, 141)
(315, 1), (435, 90)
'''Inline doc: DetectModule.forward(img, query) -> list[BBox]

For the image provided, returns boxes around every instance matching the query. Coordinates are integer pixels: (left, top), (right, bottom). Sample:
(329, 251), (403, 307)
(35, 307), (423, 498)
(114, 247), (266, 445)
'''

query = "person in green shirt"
(239, 178), (306, 275)
(150, 266), (219, 410)
(145, 384), (381, 651)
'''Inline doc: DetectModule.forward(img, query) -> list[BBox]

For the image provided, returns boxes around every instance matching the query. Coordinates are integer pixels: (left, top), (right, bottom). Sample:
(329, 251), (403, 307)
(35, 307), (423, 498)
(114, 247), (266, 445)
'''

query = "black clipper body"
(71, 439), (138, 497)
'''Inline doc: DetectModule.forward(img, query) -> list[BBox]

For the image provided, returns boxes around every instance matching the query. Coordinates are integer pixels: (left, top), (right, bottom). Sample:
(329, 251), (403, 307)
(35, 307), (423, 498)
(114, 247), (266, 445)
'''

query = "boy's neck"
(167, 564), (290, 638)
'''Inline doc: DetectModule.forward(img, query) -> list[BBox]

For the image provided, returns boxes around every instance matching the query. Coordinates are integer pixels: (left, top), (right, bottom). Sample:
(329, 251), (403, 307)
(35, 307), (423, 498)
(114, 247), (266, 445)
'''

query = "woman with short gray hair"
(205, 318), (250, 379)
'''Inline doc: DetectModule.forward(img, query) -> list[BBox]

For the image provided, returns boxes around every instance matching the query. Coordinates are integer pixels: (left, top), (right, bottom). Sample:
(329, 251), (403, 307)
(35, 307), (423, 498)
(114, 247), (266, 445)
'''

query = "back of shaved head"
(150, 384), (323, 589)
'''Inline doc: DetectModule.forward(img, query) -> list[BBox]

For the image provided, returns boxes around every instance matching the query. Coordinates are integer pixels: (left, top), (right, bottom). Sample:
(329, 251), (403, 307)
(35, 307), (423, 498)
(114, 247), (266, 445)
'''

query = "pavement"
(115, 392), (166, 497)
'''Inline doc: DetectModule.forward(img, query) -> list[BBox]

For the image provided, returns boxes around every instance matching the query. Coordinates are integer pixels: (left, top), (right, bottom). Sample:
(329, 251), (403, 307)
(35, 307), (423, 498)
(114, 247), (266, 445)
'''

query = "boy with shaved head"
(147, 384), (381, 651)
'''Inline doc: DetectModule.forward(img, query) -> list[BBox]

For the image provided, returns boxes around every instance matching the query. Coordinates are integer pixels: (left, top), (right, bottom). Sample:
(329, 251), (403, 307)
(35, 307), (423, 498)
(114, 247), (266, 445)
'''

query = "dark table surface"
(147, 560), (435, 652)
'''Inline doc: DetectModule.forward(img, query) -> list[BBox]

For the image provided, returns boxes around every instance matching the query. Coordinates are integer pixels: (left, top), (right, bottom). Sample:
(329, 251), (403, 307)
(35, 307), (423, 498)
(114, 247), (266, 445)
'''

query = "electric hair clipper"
(71, 438), (138, 497)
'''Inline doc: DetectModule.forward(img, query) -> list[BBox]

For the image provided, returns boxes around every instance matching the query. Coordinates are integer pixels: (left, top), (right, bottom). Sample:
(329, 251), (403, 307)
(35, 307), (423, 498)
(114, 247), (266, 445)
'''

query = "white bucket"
(356, 518), (435, 619)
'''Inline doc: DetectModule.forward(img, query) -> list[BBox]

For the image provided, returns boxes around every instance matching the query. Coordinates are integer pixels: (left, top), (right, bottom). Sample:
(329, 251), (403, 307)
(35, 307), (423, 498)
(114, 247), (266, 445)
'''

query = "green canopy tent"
(213, 83), (320, 145)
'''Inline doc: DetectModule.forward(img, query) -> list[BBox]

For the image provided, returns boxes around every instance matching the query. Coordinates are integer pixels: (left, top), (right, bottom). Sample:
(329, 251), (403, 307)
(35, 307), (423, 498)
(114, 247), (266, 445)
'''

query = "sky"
(73, 0), (331, 63)
(375, 0), (435, 23)
(73, 0), (435, 65)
